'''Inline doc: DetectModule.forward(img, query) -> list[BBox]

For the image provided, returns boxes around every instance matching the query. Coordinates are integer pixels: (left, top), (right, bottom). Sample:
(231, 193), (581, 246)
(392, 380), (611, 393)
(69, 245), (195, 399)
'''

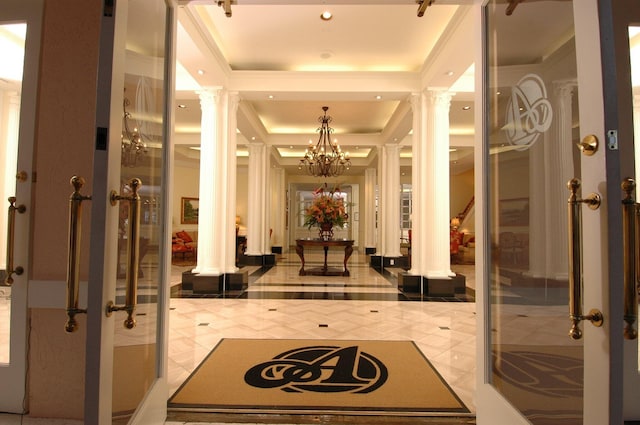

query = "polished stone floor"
(0, 249), (478, 425)
(166, 250), (477, 420)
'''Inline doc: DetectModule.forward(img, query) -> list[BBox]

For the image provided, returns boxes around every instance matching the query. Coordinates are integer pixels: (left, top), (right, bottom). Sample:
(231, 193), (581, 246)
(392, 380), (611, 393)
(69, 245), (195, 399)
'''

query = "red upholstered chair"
(172, 234), (194, 259)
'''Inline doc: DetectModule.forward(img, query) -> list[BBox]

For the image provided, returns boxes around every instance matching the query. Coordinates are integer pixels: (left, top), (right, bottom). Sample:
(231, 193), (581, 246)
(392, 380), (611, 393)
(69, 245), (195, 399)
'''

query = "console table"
(295, 238), (355, 276)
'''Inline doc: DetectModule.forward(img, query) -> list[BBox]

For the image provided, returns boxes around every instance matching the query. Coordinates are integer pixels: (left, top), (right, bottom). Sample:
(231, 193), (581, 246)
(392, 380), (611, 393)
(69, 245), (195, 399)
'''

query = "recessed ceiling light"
(375, 95), (382, 100)
(446, 71), (454, 76)
(177, 104), (187, 109)
(289, 146), (293, 149)
(251, 136), (256, 140)
(268, 95), (274, 99)
(462, 106), (471, 110)
(320, 11), (332, 20)
(320, 50), (333, 60)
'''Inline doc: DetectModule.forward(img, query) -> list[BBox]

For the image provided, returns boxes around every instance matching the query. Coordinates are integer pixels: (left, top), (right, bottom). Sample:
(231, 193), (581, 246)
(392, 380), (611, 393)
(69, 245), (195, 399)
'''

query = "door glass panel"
(0, 22), (26, 365)
(112, 0), (167, 419)
(485, 1), (583, 424)
(630, 25), (640, 370)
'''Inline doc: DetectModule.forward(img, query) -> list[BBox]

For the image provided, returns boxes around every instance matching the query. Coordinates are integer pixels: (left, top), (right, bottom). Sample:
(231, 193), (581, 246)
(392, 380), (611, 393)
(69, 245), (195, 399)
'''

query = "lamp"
(121, 95), (147, 167)
(298, 106), (351, 178)
(450, 217), (461, 229)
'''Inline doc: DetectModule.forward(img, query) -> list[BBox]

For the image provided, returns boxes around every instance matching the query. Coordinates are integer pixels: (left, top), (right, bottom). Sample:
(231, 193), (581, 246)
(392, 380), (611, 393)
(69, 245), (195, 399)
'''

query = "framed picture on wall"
(181, 197), (199, 224)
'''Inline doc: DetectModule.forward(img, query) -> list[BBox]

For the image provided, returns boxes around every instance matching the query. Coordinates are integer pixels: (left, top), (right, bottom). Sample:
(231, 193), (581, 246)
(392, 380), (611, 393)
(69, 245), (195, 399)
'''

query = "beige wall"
(451, 168), (475, 218)
(28, 0), (102, 418)
(172, 163), (199, 233)
(171, 163), (249, 232)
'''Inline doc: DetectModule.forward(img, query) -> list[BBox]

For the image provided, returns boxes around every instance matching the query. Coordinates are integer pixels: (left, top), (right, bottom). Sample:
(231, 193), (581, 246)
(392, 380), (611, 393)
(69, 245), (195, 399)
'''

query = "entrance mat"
(169, 338), (469, 414)
(492, 344), (582, 425)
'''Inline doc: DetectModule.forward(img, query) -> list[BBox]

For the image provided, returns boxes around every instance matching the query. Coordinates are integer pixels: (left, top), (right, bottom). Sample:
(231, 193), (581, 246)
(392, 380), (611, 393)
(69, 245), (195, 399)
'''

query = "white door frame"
(475, 0), (633, 423)
(84, 1), (175, 423)
(0, 0), (43, 414)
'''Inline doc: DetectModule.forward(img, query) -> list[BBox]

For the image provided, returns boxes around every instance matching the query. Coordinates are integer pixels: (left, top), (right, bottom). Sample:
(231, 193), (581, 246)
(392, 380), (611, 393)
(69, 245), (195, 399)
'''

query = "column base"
(241, 254), (276, 266)
(398, 272), (466, 296)
(180, 270), (249, 293)
(369, 255), (408, 268)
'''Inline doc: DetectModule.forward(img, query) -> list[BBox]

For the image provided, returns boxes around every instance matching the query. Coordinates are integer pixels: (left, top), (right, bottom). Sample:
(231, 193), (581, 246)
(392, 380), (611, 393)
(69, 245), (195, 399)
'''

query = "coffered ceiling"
(173, 0), (477, 175)
(170, 0), (578, 176)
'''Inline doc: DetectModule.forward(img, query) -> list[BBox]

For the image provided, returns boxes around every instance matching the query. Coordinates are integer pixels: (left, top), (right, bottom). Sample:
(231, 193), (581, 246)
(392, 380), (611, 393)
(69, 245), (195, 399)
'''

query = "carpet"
(169, 338), (469, 414)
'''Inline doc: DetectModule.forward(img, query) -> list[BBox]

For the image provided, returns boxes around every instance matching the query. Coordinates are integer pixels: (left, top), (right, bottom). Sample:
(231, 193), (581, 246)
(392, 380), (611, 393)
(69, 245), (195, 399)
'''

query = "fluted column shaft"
(409, 93), (423, 275)
(246, 143), (268, 255)
(364, 168), (377, 251)
(191, 89), (238, 275)
(270, 167), (285, 249)
(380, 144), (401, 257)
(545, 81), (575, 279)
(424, 89), (454, 279)
(223, 92), (240, 272)
(193, 89), (222, 275)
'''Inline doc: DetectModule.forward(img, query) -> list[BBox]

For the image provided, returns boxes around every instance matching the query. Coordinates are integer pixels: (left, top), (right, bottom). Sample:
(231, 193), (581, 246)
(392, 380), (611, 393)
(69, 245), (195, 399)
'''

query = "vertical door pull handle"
(622, 178), (638, 340)
(5, 196), (26, 285)
(567, 178), (604, 340)
(65, 176), (91, 333)
(106, 178), (142, 329)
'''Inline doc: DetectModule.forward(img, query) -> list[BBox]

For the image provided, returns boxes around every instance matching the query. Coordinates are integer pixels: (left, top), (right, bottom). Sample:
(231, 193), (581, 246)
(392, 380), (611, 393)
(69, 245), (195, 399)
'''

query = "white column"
(0, 91), (20, 270)
(364, 168), (377, 251)
(545, 81), (575, 280)
(380, 144), (402, 258)
(193, 89), (222, 276)
(223, 92), (240, 273)
(526, 140), (546, 278)
(424, 89), (454, 279)
(270, 167), (286, 249)
(408, 93), (423, 276)
(245, 142), (268, 255)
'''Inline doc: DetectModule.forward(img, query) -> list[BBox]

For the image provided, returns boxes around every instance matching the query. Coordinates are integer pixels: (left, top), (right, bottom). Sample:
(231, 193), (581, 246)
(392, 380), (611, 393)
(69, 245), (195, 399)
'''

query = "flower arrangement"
(303, 184), (349, 230)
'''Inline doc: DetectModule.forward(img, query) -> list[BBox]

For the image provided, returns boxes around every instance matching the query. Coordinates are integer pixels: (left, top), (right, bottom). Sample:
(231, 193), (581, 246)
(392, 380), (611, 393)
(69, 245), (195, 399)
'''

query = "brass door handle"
(622, 178), (638, 340)
(567, 178), (604, 339)
(5, 196), (26, 285)
(106, 178), (142, 329)
(65, 176), (91, 333)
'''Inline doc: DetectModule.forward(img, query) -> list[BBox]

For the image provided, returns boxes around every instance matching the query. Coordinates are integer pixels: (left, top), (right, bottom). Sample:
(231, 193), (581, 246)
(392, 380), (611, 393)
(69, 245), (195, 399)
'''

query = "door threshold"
(166, 411), (476, 424)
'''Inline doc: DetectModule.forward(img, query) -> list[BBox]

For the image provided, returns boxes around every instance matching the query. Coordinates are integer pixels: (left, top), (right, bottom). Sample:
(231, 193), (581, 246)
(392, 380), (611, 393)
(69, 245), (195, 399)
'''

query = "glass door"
(0, 0), (42, 413)
(83, 0), (174, 423)
(477, 0), (640, 423)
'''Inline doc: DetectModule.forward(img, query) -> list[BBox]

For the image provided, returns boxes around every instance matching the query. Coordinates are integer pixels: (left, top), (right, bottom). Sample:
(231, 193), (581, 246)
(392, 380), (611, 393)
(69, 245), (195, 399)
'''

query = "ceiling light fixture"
(298, 106), (351, 178)
(320, 11), (332, 21)
(217, 0), (233, 17)
(416, 0), (434, 17)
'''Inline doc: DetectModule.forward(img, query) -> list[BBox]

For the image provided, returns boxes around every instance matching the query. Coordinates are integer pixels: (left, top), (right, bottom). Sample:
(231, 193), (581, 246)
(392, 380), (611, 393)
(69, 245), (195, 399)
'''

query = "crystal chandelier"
(298, 106), (351, 178)
(121, 96), (147, 167)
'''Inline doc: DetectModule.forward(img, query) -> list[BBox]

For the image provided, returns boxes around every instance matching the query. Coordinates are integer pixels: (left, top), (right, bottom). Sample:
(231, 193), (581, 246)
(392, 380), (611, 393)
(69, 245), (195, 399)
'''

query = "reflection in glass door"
(0, 22), (26, 366)
(486, 1), (583, 424)
(111, 0), (167, 419)
(629, 25), (640, 374)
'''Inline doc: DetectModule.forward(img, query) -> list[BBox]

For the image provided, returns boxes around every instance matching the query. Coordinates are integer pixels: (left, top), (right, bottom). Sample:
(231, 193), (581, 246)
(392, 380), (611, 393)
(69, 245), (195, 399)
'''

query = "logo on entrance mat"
(244, 345), (388, 393)
(504, 73), (553, 150)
